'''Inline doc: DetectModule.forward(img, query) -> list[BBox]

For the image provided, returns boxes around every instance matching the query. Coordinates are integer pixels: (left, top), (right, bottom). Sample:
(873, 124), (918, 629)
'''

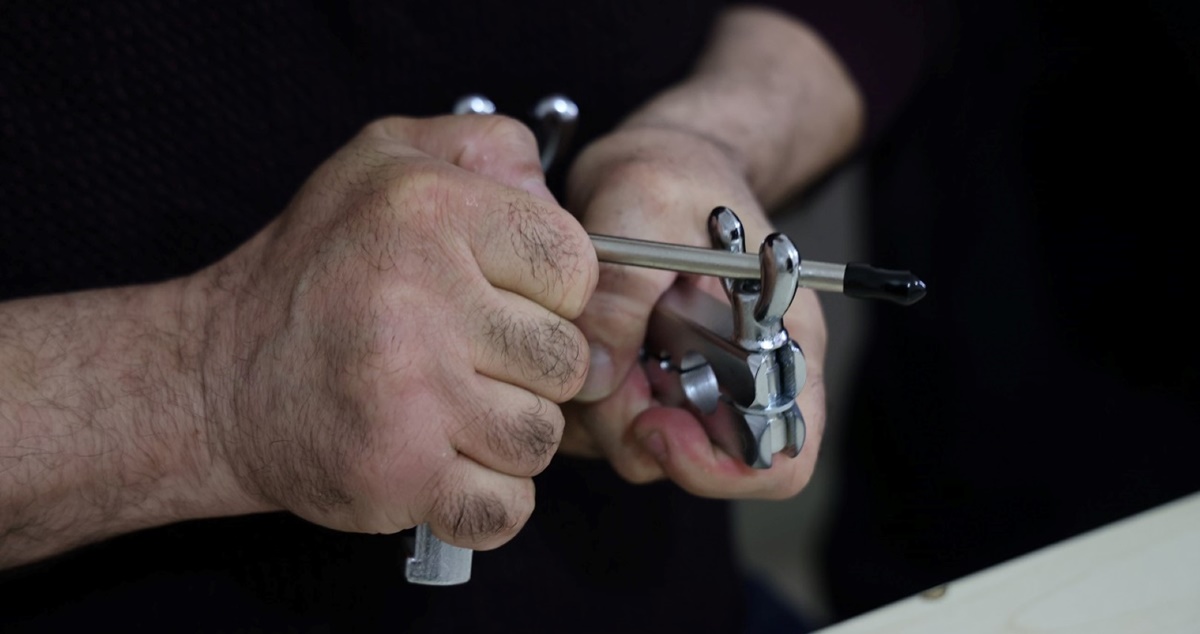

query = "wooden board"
(815, 491), (1200, 634)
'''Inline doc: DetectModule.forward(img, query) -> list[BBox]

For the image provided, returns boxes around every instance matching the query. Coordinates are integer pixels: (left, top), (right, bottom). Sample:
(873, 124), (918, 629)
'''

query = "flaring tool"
(404, 96), (926, 586)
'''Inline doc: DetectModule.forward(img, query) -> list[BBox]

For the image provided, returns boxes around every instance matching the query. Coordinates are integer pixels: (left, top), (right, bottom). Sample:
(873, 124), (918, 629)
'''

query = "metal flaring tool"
(404, 95), (927, 586)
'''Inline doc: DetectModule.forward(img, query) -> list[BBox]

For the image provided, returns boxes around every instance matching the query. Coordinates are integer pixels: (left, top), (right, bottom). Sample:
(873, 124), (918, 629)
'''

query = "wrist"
(174, 260), (275, 520)
(101, 277), (263, 530)
(618, 7), (864, 207)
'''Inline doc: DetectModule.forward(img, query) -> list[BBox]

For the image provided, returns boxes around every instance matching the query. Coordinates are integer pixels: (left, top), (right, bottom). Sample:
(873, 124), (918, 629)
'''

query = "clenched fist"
(193, 115), (598, 550)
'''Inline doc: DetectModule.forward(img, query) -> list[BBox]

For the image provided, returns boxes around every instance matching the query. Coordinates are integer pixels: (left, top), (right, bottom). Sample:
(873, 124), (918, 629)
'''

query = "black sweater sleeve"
(734, 0), (955, 144)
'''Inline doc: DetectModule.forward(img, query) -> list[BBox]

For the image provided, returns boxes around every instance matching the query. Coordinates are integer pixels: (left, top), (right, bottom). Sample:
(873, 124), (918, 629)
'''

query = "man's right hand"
(191, 115), (597, 550)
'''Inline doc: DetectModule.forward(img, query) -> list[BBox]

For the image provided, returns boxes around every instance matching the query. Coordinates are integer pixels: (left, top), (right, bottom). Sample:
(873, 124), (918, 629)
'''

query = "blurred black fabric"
(823, 0), (1200, 620)
(0, 0), (724, 301)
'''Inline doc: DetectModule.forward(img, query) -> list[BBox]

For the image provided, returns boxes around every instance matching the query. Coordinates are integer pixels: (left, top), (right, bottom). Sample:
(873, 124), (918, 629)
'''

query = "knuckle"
(503, 201), (597, 317)
(553, 215), (600, 318)
(592, 159), (685, 210)
(383, 159), (447, 202)
(500, 200), (594, 311)
(458, 115), (540, 175)
(366, 161), (461, 237)
(553, 320), (592, 399)
(483, 398), (564, 475)
(452, 493), (513, 543)
(434, 481), (534, 549)
(360, 116), (412, 141)
(330, 157), (441, 236)
(480, 115), (539, 151)
(354, 384), (438, 487)
(484, 311), (589, 401)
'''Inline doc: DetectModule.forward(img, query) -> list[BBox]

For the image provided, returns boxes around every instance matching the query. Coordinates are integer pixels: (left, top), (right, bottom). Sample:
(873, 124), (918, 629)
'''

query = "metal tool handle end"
(405, 523), (473, 586)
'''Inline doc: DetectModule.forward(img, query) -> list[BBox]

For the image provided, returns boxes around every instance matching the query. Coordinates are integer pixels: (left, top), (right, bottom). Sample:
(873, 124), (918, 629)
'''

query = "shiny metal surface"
(405, 523), (473, 586)
(452, 94), (497, 115)
(592, 234), (759, 279)
(590, 234), (848, 294)
(798, 261), (846, 294)
(644, 207), (807, 469)
(531, 94), (578, 172)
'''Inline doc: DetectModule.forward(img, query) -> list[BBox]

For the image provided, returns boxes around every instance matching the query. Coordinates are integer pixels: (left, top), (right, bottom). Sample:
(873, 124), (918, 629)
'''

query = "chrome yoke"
(645, 206), (805, 469)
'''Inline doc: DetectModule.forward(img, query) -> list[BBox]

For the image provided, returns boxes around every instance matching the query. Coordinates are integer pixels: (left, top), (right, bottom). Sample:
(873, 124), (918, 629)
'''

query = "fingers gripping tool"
(403, 95), (581, 586)
(638, 207), (806, 469)
(404, 95), (927, 585)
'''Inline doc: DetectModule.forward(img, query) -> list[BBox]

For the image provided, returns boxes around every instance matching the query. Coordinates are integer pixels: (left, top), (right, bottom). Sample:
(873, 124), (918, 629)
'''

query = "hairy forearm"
(621, 5), (865, 208)
(0, 281), (242, 569)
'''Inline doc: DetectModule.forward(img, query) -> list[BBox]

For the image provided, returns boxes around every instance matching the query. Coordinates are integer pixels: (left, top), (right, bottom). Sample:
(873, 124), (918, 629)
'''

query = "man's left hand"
(560, 125), (827, 500)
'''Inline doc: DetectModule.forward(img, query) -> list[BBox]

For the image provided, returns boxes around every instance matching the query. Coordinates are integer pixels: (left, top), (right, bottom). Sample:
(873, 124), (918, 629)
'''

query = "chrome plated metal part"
(531, 94), (578, 172)
(643, 207), (806, 468)
(591, 235), (846, 295)
(405, 523), (472, 586)
(590, 235), (925, 304)
(452, 94), (497, 115)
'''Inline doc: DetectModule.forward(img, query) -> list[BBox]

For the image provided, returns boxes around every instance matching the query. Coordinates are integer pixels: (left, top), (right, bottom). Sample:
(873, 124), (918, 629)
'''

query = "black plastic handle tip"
(844, 263), (927, 305)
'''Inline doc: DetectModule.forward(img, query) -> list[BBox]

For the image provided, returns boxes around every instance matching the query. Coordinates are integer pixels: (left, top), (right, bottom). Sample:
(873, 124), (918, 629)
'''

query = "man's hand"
(0, 115), (598, 568)
(196, 116), (598, 549)
(560, 127), (827, 499)
(557, 6), (862, 500)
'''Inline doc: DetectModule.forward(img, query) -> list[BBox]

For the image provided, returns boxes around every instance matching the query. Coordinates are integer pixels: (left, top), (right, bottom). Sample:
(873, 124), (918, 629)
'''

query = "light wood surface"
(814, 491), (1200, 634)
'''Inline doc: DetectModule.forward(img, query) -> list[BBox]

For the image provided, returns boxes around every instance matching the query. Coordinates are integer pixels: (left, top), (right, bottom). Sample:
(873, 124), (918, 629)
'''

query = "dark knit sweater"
(0, 1), (931, 631)
(0, 2), (734, 631)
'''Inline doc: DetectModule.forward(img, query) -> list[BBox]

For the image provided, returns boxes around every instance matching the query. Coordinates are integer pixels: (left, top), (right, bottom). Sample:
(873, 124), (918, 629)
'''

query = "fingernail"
(639, 431), (668, 462)
(521, 177), (556, 203)
(576, 344), (613, 402)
